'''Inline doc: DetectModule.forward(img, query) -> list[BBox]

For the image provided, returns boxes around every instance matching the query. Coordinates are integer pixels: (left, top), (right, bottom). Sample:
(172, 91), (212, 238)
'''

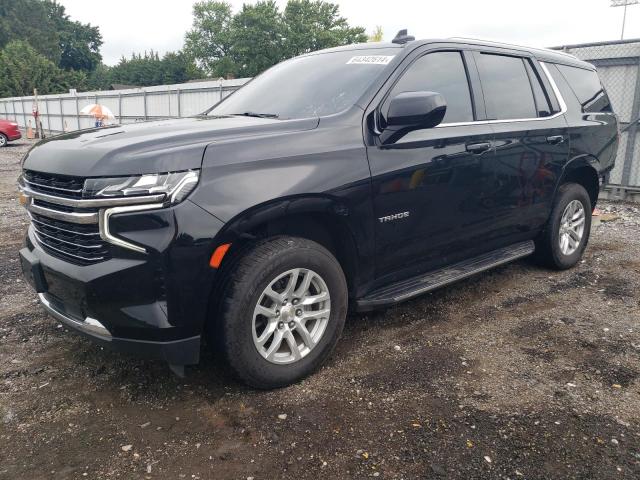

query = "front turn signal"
(209, 243), (231, 268)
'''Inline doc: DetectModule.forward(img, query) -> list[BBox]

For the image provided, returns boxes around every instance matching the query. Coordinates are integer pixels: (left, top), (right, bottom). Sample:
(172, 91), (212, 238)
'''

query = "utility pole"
(33, 88), (43, 139)
(611, 0), (640, 40)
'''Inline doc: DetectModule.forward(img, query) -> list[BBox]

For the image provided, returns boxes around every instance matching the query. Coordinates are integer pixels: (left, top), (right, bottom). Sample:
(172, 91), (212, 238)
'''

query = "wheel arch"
(208, 195), (370, 312)
(556, 154), (601, 209)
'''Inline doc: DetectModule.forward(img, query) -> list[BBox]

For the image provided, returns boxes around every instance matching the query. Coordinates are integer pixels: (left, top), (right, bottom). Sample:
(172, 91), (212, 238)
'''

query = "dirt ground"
(1, 139), (639, 480)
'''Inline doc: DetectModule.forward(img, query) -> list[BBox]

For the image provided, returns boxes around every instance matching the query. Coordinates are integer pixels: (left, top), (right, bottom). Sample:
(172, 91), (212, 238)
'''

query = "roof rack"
(392, 29), (415, 45)
(448, 37), (578, 59)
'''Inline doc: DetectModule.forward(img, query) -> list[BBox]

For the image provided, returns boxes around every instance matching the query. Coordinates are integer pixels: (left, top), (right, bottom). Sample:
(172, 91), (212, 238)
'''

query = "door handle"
(546, 135), (565, 145)
(465, 142), (492, 154)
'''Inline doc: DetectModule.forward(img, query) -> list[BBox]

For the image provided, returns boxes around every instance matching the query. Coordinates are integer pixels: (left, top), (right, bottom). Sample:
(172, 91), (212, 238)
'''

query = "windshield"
(208, 48), (399, 120)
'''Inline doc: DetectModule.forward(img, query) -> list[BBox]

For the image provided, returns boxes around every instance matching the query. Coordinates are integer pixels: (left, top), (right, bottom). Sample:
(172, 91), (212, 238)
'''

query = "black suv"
(18, 34), (618, 388)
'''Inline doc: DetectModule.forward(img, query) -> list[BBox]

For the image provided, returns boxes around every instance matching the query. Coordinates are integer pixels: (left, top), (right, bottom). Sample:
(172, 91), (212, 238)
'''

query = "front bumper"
(8, 130), (21, 141)
(37, 290), (200, 364)
(20, 198), (225, 365)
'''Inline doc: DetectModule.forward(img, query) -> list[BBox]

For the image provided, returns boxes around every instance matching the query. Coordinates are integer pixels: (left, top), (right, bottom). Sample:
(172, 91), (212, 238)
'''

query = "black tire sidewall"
(222, 238), (347, 388)
(0, 134), (7, 147)
(547, 184), (592, 269)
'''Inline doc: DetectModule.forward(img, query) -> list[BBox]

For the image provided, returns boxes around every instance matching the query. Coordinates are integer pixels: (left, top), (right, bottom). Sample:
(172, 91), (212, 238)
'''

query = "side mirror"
(386, 91), (447, 129)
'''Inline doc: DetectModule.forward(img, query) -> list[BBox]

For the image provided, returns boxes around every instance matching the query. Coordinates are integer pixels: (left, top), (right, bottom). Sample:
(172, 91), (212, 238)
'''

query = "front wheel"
(0, 133), (7, 148)
(535, 183), (592, 270)
(213, 236), (348, 389)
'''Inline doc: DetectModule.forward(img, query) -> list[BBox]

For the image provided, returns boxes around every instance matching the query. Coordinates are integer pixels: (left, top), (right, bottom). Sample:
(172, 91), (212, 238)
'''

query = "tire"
(213, 236), (348, 389)
(0, 134), (7, 148)
(535, 183), (592, 270)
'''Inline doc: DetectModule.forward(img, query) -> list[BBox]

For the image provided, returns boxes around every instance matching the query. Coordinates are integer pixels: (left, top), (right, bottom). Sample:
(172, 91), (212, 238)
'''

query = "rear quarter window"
(556, 65), (612, 113)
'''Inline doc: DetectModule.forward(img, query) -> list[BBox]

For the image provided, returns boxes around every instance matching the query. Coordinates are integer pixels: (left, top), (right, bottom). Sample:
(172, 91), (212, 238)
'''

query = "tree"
(283, 0), (367, 57)
(86, 63), (112, 91)
(97, 50), (203, 88)
(185, 0), (367, 78)
(0, 0), (102, 72)
(44, 0), (102, 72)
(0, 40), (86, 97)
(231, 1), (285, 77)
(0, 0), (60, 62)
(368, 26), (383, 42)
(184, 1), (236, 78)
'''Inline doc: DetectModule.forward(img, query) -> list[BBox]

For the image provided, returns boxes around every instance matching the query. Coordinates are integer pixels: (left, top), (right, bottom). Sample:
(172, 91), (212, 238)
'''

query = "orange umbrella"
(79, 104), (115, 119)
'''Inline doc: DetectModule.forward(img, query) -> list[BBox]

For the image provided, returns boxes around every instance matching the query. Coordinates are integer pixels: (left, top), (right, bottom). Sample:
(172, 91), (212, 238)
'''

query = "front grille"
(21, 170), (110, 265)
(30, 212), (110, 265)
(23, 170), (85, 199)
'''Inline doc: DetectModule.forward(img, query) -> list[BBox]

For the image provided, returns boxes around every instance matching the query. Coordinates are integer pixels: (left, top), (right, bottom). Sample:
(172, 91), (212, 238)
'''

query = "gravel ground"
(1, 139), (639, 480)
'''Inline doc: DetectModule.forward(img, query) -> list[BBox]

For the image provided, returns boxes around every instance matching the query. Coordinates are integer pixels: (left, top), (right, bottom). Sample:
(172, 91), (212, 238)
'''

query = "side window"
(524, 60), (552, 117)
(385, 51), (474, 124)
(556, 64), (612, 113)
(476, 53), (537, 120)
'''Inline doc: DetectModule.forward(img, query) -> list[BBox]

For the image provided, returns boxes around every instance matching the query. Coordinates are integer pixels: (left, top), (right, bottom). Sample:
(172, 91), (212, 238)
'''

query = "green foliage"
(0, 0), (102, 72)
(86, 51), (204, 90)
(44, 0), (102, 72)
(0, 0), (60, 62)
(283, 0), (367, 57)
(368, 26), (384, 43)
(231, 1), (286, 77)
(0, 40), (86, 97)
(184, 1), (236, 78)
(0, 0), (101, 97)
(185, 0), (367, 78)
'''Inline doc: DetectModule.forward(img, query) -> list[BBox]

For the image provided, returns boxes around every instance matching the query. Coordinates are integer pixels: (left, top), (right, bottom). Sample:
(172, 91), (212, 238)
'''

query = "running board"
(357, 240), (535, 310)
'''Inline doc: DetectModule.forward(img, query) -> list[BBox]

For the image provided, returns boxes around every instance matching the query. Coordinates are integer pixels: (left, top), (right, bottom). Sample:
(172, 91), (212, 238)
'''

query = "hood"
(22, 115), (319, 177)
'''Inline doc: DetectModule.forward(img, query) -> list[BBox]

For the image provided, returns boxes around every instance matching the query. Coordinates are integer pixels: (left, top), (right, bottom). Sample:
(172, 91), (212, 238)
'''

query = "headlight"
(83, 170), (199, 204)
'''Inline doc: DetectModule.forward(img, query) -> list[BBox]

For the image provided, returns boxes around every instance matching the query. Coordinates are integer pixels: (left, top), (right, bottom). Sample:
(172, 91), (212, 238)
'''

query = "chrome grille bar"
(33, 231), (106, 262)
(27, 201), (99, 224)
(22, 177), (83, 194)
(32, 225), (104, 250)
(30, 216), (101, 237)
(19, 184), (165, 208)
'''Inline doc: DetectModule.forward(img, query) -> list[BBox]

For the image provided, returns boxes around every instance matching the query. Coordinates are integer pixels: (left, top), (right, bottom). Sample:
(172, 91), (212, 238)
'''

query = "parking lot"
(1, 139), (639, 479)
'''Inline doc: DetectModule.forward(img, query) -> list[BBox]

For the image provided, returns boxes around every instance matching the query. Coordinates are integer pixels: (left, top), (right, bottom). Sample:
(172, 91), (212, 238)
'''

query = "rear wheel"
(0, 133), (7, 147)
(213, 236), (347, 389)
(535, 183), (592, 270)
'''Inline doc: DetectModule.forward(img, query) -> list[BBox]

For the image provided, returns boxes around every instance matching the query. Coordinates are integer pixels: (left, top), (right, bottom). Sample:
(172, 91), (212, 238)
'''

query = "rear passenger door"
(472, 50), (570, 237)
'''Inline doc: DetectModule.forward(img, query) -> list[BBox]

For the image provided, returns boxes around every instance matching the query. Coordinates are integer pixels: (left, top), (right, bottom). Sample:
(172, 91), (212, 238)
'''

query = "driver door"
(366, 49), (497, 283)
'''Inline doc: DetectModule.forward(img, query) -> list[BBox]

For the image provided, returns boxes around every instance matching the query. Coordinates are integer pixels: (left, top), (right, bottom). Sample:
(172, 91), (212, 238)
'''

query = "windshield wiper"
(232, 111), (280, 119)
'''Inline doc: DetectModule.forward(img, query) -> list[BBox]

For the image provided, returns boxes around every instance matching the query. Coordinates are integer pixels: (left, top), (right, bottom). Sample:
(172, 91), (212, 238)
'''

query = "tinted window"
(386, 51), (473, 124)
(476, 53), (537, 120)
(209, 48), (399, 119)
(524, 60), (552, 117)
(556, 64), (611, 113)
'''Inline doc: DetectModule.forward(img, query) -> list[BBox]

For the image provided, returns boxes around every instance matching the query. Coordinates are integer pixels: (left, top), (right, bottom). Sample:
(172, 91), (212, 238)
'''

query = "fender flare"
(553, 153), (601, 205)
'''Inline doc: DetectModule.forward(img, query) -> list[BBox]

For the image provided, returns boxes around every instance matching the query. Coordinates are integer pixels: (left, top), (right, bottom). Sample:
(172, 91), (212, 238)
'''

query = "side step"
(357, 240), (535, 310)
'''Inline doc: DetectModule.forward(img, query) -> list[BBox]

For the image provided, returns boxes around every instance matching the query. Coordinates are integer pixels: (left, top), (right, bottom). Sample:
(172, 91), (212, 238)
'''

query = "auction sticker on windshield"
(346, 55), (395, 65)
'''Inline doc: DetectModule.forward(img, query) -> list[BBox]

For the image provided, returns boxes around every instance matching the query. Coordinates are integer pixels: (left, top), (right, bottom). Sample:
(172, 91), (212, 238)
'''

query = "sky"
(58, 0), (640, 66)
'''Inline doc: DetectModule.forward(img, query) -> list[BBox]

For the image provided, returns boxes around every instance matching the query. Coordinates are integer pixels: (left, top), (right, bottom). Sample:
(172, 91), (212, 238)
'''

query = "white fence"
(0, 78), (249, 134)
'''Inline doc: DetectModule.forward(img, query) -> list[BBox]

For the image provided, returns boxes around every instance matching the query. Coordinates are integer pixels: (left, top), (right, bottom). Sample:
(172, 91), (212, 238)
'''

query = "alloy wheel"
(559, 199), (586, 255)
(252, 268), (331, 364)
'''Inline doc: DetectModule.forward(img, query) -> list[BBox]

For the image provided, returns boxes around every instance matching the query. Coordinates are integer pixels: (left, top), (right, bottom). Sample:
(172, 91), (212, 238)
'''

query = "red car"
(0, 119), (21, 147)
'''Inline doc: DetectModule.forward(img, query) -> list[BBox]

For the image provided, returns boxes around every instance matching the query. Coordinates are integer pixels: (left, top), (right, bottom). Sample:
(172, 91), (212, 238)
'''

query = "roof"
(306, 37), (594, 70)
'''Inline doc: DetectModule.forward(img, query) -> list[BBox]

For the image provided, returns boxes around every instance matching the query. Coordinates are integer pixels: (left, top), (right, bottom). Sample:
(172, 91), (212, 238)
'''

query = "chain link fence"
(552, 39), (640, 198)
